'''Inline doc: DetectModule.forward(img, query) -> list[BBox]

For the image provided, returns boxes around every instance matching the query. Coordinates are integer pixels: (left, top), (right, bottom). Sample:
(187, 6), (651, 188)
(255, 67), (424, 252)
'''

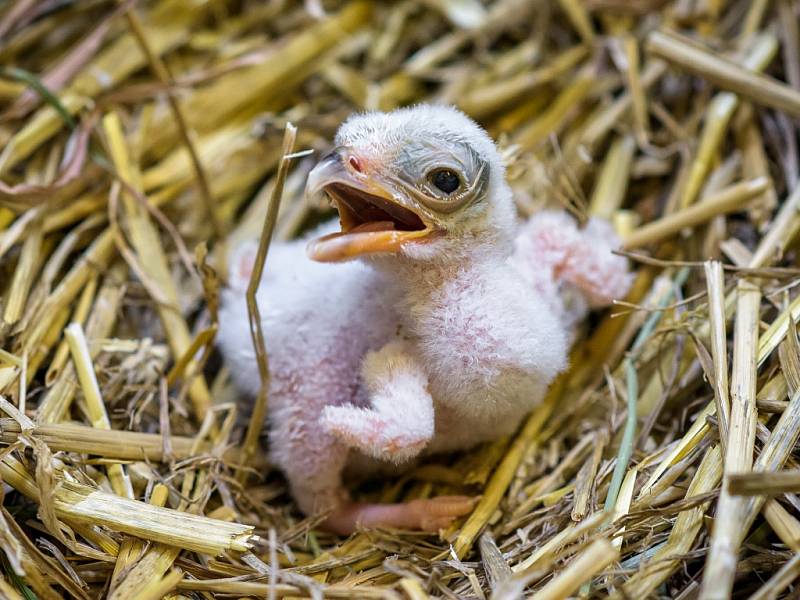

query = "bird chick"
(219, 105), (631, 535)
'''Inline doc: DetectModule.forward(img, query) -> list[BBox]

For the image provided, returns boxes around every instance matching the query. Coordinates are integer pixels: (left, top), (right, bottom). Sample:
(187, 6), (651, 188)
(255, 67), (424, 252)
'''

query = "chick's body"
(219, 105), (630, 533)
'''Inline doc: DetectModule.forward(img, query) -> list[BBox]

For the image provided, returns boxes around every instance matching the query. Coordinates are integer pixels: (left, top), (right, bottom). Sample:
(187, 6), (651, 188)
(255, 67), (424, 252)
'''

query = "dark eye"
(430, 169), (461, 195)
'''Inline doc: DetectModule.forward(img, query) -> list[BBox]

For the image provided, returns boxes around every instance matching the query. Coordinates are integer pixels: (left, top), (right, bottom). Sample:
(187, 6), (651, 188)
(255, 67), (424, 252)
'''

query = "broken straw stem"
(728, 470), (800, 496)
(65, 322), (134, 499)
(623, 177), (767, 249)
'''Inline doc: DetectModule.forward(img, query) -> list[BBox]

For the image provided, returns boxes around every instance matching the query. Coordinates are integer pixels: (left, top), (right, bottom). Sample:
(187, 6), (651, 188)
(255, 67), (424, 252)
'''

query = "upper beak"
(304, 149), (438, 262)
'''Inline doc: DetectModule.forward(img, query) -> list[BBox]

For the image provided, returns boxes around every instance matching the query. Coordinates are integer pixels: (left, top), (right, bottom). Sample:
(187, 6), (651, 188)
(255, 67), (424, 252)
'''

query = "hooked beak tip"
(303, 148), (439, 263)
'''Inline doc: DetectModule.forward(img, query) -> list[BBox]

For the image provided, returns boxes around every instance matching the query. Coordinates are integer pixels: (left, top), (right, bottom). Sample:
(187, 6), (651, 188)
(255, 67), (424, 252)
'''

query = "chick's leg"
(284, 411), (473, 535)
(321, 341), (433, 464)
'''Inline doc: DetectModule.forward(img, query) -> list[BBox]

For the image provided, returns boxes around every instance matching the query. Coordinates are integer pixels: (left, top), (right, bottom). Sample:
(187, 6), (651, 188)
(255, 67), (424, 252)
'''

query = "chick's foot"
(322, 496), (477, 535)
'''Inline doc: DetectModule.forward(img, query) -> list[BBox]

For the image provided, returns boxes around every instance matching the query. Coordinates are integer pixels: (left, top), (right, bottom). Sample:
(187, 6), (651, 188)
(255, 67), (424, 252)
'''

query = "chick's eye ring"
(429, 168), (461, 194)
(384, 162), (486, 214)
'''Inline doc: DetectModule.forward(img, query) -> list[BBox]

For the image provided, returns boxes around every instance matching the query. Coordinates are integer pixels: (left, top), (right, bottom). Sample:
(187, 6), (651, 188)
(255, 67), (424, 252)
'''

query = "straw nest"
(1, 0), (800, 598)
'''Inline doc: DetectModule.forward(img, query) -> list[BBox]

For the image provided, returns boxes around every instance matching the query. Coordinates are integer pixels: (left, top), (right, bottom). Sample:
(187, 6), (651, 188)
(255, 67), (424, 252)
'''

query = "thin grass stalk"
(0, 396), (34, 430)
(758, 293), (800, 366)
(736, 107), (778, 225)
(588, 135), (635, 220)
(555, 0), (594, 44)
(166, 325), (218, 386)
(515, 72), (594, 149)
(124, 7), (222, 238)
(751, 183), (800, 269)
(610, 468), (637, 549)
(742, 0), (771, 37)
(571, 432), (604, 521)
(237, 123), (297, 483)
(605, 267), (690, 509)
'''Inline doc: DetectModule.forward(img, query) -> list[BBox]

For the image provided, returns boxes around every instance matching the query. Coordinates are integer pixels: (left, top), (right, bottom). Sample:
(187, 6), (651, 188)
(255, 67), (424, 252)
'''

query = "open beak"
(304, 150), (438, 262)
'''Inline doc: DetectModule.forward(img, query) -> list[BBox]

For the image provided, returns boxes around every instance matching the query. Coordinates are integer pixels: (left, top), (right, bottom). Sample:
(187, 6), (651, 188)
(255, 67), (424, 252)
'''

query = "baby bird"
(219, 105), (631, 535)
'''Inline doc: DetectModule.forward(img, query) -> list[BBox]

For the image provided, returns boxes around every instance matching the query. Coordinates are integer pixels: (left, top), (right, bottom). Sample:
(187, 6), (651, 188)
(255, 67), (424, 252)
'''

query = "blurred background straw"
(1, 0), (800, 598)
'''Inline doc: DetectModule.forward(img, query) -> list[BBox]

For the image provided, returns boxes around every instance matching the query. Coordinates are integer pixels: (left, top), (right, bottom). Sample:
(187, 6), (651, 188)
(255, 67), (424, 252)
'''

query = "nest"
(1, 0), (800, 598)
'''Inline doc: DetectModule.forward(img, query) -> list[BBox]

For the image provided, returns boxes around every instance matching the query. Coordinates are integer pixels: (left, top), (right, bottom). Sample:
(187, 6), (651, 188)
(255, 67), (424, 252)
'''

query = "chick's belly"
(344, 451), (412, 481)
(427, 402), (525, 454)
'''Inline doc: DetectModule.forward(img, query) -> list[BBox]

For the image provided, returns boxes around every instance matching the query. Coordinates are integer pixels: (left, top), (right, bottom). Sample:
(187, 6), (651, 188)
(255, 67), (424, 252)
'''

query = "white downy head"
(305, 104), (516, 265)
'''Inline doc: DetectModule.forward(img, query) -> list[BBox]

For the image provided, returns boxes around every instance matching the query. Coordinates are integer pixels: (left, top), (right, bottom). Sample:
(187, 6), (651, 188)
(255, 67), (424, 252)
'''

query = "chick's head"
(305, 105), (515, 263)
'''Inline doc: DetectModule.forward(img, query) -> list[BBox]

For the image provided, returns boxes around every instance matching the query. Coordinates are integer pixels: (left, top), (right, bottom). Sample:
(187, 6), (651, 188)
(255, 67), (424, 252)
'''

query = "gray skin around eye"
(393, 139), (490, 211)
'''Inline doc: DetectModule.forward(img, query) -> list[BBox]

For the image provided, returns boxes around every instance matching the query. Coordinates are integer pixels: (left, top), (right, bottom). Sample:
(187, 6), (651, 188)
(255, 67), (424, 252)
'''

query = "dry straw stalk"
(2, 0), (800, 597)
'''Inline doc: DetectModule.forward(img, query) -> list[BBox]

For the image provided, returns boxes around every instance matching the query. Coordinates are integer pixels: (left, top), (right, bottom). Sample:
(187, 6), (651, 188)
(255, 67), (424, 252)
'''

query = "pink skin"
(219, 106), (631, 534)
(323, 497), (478, 536)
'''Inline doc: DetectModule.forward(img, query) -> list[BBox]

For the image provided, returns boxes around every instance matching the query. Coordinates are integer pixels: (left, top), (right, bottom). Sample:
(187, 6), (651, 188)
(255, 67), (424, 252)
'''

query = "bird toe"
(409, 495), (477, 531)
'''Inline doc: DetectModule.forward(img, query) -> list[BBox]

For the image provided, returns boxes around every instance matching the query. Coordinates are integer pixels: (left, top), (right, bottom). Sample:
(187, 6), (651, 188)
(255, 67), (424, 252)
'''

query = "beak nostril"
(348, 156), (364, 173)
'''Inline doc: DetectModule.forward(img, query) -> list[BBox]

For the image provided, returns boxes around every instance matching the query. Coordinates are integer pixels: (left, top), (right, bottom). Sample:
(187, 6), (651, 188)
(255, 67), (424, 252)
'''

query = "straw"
(648, 30), (800, 118)
(529, 539), (618, 600)
(622, 177), (768, 249)
(64, 322), (134, 499)
(704, 260), (731, 452)
(699, 280), (761, 599)
(237, 124), (297, 483)
(3, 1), (800, 596)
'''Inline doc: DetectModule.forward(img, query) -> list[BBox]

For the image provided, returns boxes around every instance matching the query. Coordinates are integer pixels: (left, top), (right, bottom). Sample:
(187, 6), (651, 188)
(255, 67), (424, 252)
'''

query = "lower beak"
(304, 151), (438, 262)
